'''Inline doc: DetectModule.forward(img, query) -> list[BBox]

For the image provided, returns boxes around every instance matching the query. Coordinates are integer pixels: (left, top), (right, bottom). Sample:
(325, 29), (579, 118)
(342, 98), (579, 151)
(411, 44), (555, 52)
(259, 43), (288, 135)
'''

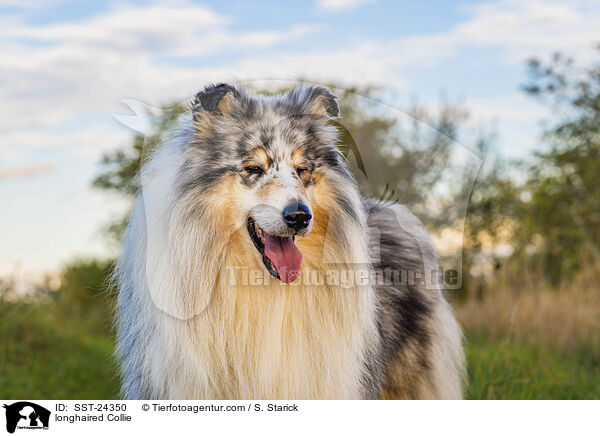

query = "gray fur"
(366, 200), (463, 398)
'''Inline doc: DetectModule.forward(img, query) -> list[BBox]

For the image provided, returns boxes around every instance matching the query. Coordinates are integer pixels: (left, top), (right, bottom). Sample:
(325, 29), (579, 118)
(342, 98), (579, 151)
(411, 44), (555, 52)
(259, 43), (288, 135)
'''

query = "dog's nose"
(283, 203), (312, 230)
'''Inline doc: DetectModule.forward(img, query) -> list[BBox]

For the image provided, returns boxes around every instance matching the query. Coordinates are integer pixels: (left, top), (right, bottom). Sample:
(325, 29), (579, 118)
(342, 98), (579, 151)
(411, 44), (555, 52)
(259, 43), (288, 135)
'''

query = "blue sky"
(0, 0), (599, 277)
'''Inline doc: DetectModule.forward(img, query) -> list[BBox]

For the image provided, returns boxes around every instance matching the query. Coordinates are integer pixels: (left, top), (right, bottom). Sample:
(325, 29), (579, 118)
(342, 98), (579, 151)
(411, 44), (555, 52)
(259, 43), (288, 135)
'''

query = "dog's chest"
(169, 281), (371, 400)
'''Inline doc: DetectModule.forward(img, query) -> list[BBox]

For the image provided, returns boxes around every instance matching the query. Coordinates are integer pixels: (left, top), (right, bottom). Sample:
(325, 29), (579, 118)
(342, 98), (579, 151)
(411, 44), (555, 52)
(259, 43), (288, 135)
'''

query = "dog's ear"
(192, 83), (238, 118)
(302, 86), (340, 118)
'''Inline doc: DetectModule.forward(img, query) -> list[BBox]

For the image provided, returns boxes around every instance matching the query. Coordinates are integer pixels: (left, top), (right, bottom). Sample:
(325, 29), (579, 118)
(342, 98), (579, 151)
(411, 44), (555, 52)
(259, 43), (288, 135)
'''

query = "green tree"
(521, 50), (600, 281)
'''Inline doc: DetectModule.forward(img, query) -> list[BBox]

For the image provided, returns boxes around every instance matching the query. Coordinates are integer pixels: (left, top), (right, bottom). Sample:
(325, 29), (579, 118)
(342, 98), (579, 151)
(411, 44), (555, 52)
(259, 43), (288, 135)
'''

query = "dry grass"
(456, 265), (600, 360)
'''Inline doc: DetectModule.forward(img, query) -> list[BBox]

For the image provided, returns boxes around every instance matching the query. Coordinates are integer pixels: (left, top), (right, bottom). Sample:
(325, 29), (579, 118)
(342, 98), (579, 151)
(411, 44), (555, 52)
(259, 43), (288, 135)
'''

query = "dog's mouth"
(247, 217), (303, 283)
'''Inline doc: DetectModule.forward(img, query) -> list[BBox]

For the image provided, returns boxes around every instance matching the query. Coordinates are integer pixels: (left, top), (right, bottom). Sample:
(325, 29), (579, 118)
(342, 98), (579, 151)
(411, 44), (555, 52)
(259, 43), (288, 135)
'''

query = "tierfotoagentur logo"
(2, 402), (50, 434)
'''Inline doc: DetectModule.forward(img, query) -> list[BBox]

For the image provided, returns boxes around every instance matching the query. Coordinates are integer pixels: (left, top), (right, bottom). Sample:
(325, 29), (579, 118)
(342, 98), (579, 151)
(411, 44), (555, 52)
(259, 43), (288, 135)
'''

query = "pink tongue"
(264, 234), (303, 283)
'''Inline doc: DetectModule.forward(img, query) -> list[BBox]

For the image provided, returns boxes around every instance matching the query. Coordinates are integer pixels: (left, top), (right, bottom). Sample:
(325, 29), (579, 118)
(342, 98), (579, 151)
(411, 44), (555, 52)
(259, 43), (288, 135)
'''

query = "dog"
(114, 83), (464, 399)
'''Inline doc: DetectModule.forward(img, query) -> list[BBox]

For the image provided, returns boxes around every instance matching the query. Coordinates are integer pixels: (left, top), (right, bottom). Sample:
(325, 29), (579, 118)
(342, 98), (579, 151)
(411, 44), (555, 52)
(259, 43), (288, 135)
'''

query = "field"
(465, 334), (600, 399)
(457, 268), (600, 399)
(1, 272), (599, 399)
(0, 299), (120, 399)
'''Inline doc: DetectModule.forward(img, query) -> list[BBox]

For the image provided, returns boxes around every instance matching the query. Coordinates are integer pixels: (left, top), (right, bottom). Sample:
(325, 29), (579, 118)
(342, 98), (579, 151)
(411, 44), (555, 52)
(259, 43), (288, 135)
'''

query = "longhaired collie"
(114, 83), (464, 399)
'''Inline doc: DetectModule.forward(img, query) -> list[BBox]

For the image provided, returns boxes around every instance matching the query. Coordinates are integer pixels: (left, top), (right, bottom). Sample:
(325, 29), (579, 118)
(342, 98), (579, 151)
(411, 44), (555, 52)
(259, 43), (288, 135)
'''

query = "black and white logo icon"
(3, 402), (50, 434)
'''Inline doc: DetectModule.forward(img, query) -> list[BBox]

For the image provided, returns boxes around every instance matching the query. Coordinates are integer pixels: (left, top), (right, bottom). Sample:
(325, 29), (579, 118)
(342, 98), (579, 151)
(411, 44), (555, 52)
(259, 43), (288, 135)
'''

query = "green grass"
(2, 299), (599, 399)
(0, 300), (120, 399)
(464, 332), (600, 399)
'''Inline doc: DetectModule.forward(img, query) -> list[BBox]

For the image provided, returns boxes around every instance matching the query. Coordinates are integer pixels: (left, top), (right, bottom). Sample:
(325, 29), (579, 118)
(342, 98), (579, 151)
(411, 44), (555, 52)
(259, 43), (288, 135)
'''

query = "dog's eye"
(296, 167), (309, 175)
(245, 166), (264, 176)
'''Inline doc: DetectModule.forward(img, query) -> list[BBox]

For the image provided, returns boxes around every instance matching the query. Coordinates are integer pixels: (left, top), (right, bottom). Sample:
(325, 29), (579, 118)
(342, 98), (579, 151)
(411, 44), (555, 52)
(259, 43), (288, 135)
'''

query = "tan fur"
(192, 93), (235, 140)
(193, 118), (213, 140)
(247, 147), (271, 169)
(155, 172), (378, 399)
(216, 92), (235, 116)
(310, 94), (334, 117)
(291, 147), (312, 184)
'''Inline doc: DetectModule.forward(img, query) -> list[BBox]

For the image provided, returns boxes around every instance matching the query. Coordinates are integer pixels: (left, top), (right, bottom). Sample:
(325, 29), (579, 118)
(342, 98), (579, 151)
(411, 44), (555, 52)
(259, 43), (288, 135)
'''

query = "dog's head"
(182, 83), (358, 283)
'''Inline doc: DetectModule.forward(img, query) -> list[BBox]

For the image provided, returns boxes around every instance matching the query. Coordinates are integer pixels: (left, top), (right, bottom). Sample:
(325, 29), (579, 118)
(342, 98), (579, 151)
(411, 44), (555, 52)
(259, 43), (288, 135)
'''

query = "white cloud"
(317, 0), (375, 11)
(0, 162), (54, 180)
(233, 42), (406, 87)
(0, 2), (318, 149)
(466, 94), (549, 123)
(4, 4), (225, 52)
(347, 0), (600, 73)
(1, 0), (597, 151)
(454, 0), (600, 60)
(0, 0), (67, 8)
(0, 123), (129, 158)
